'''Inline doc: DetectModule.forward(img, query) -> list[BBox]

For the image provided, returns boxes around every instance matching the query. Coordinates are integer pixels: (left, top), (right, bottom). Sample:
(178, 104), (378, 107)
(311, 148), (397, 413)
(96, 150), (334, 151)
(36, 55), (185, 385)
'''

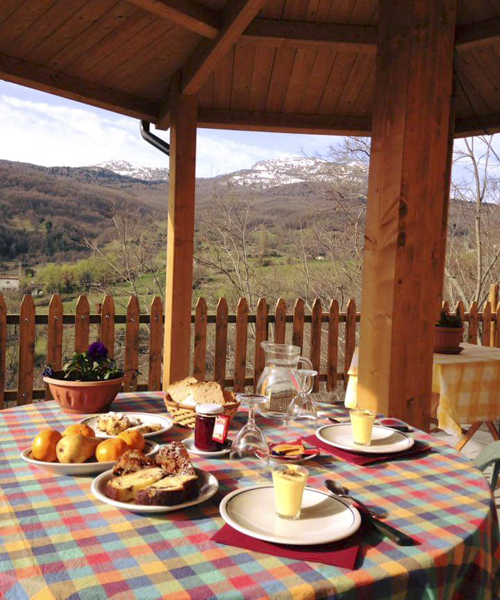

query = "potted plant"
(43, 342), (125, 414)
(434, 308), (464, 354)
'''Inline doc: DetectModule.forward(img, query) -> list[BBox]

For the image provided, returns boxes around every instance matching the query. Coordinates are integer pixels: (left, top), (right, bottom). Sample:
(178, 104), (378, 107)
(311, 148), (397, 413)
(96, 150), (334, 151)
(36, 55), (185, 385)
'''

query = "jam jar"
(194, 404), (224, 451)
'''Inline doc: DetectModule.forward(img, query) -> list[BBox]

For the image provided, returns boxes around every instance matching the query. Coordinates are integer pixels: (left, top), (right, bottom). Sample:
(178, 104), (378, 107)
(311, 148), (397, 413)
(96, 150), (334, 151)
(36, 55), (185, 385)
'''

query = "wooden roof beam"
(197, 108), (372, 135)
(157, 0), (268, 128)
(242, 19), (377, 53)
(455, 113), (500, 137)
(125, 0), (219, 39)
(0, 53), (158, 122)
(455, 18), (500, 51)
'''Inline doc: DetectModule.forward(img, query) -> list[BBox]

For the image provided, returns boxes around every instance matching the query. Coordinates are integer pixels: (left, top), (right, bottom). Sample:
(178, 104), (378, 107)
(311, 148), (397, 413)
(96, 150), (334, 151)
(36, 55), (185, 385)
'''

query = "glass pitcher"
(256, 342), (313, 419)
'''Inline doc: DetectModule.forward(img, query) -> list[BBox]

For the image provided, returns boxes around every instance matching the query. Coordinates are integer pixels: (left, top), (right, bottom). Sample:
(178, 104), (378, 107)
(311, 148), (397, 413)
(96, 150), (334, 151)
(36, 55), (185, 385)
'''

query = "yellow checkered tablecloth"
(345, 343), (500, 436)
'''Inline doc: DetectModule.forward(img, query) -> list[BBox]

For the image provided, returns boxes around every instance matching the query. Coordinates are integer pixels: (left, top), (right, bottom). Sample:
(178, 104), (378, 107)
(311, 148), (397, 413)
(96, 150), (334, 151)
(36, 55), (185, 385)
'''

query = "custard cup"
(350, 409), (376, 445)
(272, 464), (308, 520)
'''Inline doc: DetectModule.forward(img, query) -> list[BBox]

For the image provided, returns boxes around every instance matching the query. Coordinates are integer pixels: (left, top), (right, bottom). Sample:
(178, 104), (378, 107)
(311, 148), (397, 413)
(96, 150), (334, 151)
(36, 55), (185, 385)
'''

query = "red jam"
(194, 404), (224, 451)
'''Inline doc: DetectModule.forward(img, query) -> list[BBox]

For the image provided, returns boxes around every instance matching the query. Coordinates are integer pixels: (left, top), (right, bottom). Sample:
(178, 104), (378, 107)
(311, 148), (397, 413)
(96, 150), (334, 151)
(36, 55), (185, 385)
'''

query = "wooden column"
(357, 0), (457, 430)
(163, 91), (197, 387)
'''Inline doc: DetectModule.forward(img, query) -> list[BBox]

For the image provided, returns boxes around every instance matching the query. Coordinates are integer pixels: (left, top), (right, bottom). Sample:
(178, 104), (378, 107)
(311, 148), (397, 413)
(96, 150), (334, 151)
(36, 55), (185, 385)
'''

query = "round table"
(0, 393), (499, 599)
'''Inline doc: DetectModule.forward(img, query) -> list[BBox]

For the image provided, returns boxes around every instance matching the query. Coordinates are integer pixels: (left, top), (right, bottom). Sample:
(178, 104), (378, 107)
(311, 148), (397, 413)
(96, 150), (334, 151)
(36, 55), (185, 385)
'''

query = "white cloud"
(0, 93), (297, 177)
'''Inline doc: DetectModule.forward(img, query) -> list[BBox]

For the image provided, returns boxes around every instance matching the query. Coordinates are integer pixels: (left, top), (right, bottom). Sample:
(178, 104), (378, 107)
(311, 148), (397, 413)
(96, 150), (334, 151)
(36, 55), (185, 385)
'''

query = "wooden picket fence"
(1, 288), (500, 409)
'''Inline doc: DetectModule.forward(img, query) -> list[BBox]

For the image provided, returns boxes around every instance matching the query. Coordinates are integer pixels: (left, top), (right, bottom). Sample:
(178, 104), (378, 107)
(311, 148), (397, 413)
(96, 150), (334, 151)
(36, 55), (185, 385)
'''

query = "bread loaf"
(165, 378), (227, 406)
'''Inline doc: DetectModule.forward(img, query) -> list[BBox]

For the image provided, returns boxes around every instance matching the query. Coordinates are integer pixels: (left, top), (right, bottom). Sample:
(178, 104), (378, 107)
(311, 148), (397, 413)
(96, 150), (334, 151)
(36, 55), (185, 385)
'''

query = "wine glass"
(286, 369), (318, 429)
(230, 393), (270, 485)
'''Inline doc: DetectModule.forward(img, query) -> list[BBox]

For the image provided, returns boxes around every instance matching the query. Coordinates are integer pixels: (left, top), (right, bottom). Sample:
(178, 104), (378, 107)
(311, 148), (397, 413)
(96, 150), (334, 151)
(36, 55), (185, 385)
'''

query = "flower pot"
(434, 326), (464, 353)
(43, 376), (124, 414)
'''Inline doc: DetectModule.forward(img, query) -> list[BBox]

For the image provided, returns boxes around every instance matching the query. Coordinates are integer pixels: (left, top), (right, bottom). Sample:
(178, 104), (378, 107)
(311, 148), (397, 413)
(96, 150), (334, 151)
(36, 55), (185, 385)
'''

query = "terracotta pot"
(43, 376), (124, 414)
(434, 326), (464, 353)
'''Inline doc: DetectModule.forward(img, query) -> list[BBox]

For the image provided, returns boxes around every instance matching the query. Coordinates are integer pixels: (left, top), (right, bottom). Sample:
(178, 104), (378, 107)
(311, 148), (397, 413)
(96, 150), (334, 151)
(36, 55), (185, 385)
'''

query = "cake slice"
(105, 467), (165, 502)
(105, 442), (199, 506)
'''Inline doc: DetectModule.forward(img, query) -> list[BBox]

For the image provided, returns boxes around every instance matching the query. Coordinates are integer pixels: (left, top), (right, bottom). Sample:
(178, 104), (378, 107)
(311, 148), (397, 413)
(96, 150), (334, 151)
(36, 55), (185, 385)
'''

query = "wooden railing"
(1, 289), (499, 408)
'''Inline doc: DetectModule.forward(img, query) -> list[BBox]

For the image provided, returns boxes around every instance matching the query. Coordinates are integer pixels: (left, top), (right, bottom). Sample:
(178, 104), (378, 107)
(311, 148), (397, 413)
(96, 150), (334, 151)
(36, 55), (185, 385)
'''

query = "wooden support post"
(357, 0), (457, 430)
(163, 90), (197, 387)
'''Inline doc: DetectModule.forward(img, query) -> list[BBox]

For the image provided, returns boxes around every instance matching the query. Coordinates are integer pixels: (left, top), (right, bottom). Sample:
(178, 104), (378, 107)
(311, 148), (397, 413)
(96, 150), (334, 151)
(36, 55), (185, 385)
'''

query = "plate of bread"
(91, 442), (219, 513)
(80, 412), (173, 439)
(164, 378), (240, 429)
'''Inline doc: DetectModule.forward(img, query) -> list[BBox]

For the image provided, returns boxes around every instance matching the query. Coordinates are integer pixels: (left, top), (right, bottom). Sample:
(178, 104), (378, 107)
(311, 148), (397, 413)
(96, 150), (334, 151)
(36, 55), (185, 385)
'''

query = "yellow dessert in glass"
(272, 464), (308, 520)
(350, 409), (376, 445)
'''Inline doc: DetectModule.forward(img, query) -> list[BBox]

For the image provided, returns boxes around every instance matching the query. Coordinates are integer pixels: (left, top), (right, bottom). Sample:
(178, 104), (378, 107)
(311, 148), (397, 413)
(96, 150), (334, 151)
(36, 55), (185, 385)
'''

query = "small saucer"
(182, 437), (231, 457)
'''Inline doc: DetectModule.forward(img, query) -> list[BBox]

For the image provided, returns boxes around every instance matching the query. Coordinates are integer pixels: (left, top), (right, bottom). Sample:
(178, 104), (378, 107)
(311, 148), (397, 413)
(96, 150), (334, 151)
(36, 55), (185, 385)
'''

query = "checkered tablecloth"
(346, 344), (500, 436)
(1, 393), (499, 600)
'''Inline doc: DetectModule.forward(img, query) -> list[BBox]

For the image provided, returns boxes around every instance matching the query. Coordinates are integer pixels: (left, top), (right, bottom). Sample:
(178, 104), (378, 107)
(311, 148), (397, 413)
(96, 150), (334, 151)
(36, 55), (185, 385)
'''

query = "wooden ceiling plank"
(282, 0), (308, 21)
(0, 52), (158, 120)
(334, 53), (374, 114)
(197, 71), (215, 108)
(259, 0), (286, 19)
(99, 23), (180, 87)
(456, 17), (500, 50)
(231, 42), (256, 110)
(300, 47), (337, 113)
(282, 48), (317, 113)
(247, 45), (276, 111)
(68, 12), (156, 79)
(265, 46), (297, 113)
(316, 51), (358, 115)
(24, 0), (116, 66)
(11, 0), (84, 61)
(197, 107), (371, 134)
(455, 52), (496, 113)
(0, 0), (26, 27)
(125, 0), (219, 39)
(241, 19), (377, 53)
(0, 0), (58, 53)
(213, 49), (234, 110)
(46, 3), (139, 71)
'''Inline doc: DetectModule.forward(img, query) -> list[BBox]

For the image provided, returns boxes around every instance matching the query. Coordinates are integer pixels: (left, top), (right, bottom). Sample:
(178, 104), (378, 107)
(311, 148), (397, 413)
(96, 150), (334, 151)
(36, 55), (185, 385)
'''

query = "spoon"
(325, 479), (386, 518)
(324, 480), (416, 546)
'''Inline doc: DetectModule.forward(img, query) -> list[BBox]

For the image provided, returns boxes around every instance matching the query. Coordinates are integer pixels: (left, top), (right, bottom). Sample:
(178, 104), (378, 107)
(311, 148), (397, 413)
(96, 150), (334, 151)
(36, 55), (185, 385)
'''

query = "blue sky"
(0, 81), (341, 178)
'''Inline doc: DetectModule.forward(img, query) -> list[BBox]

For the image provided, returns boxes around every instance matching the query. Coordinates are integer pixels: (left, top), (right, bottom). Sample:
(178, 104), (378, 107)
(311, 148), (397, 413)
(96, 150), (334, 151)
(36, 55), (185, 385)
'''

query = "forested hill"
(0, 157), (368, 267)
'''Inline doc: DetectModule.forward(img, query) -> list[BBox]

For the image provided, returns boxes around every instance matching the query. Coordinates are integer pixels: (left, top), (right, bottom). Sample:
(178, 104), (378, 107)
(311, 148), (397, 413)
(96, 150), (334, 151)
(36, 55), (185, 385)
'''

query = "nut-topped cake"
(105, 442), (199, 506)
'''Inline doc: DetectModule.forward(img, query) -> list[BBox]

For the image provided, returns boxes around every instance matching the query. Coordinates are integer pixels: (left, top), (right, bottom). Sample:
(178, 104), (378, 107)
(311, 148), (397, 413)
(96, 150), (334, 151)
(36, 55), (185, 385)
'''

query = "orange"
(95, 438), (130, 463)
(62, 423), (95, 438)
(118, 430), (145, 452)
(32, 429), (62, 462)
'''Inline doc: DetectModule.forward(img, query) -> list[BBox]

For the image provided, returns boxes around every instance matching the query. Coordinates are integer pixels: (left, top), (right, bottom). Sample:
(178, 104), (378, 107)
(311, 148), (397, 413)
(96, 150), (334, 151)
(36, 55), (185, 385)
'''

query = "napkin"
(213, 524), (360, 569)
(302, 435), (431, 466)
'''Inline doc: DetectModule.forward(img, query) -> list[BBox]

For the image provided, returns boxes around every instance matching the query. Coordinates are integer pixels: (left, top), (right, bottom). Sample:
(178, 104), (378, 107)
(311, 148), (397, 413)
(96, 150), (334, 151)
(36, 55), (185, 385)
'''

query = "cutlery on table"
(324, 480), (416, 546)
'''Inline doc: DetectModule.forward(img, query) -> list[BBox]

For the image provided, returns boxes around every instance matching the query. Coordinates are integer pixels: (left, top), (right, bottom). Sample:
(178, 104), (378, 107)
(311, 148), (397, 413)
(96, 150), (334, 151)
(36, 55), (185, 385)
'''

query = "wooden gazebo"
(2, 0), (500, 429)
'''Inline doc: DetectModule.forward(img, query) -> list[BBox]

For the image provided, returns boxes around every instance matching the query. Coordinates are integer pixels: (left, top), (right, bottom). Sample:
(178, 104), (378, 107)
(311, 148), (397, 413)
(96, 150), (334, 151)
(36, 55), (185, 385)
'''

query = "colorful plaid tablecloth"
(1, 393), (499, 600)
(346, 344), (500, 436)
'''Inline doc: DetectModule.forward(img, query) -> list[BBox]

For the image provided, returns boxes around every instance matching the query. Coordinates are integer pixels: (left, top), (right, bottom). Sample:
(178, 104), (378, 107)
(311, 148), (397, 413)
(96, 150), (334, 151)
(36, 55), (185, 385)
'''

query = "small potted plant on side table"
(434, 308), (464, 354)
(43, 342), (124, 414)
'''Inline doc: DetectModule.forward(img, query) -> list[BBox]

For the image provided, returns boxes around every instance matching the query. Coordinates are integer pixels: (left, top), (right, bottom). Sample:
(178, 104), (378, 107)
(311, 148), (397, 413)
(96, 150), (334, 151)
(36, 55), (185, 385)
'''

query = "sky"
(0, 81), (341, 178)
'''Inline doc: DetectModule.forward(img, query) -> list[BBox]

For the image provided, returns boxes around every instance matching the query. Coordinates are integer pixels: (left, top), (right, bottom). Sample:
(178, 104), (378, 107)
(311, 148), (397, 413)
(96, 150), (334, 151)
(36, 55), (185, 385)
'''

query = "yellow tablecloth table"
(345, 343), (500, 441)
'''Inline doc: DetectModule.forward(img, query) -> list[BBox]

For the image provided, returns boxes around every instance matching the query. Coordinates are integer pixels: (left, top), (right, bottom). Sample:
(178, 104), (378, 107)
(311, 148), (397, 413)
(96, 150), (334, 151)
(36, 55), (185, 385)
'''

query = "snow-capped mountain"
(90, 160), (169, 182)
(223, 157), (368, 190)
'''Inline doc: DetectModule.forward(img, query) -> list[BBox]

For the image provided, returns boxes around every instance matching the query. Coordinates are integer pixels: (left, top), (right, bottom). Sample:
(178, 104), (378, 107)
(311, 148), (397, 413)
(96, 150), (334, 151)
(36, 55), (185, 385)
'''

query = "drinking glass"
(230, 393), (270, 484)
(286, 369), (318, 429)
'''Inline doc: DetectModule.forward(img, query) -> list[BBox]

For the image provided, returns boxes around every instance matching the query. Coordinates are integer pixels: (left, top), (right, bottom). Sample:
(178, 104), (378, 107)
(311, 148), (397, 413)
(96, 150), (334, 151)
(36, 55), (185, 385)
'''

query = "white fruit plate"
(20, 440), (160, 476)
(91, 467), (219, 514)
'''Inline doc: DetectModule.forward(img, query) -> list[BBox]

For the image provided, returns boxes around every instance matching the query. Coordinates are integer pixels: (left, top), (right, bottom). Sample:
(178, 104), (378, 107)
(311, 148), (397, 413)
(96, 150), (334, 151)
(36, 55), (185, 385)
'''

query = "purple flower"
(43, 367), (54, 377)
(88, 342), (108, 360)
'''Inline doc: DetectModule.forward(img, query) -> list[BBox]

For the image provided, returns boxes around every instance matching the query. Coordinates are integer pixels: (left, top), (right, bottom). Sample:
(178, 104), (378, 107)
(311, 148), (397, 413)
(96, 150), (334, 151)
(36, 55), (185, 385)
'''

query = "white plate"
(182, 437), (231, 457)
(91, 467), (219, 514)
(79, 413), (173, 439)
(20, 440), (160, 476)
(316, 424), (414, 455)
(220, 485), (361, 545)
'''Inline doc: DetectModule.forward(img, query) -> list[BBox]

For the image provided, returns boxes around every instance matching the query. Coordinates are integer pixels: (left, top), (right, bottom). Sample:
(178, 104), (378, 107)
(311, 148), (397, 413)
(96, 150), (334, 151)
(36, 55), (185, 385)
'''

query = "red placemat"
(212, 524), (361, 569)
(302, 435), (431, 466)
